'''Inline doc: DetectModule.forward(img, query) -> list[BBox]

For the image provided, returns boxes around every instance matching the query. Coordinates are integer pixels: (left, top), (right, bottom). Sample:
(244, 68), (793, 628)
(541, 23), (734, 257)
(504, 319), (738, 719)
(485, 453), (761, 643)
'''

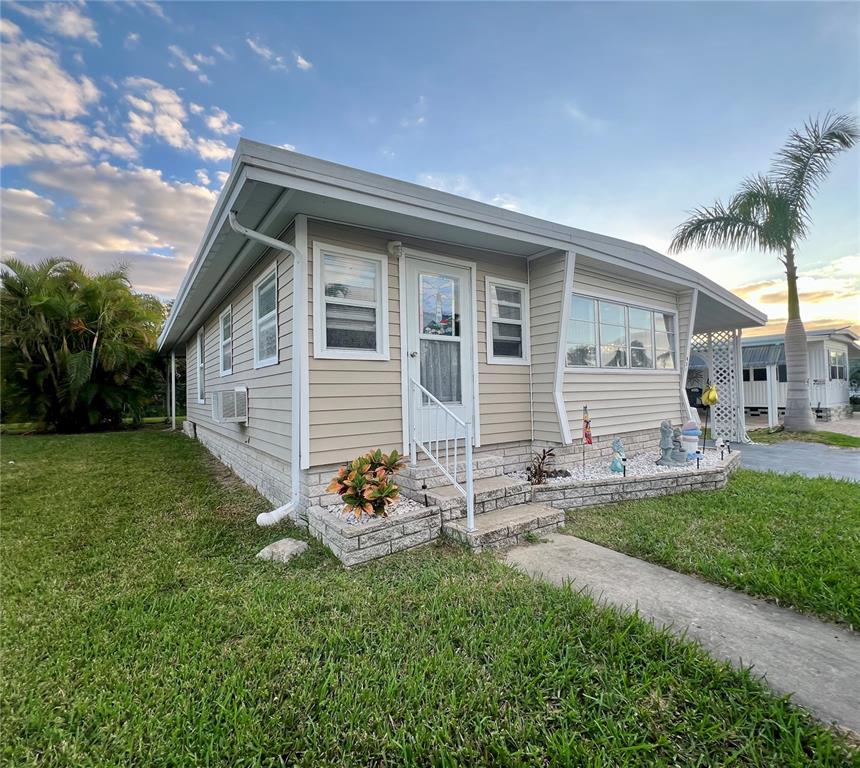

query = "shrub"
(326, 449), (407, 519)
(526, 447), (571, 485)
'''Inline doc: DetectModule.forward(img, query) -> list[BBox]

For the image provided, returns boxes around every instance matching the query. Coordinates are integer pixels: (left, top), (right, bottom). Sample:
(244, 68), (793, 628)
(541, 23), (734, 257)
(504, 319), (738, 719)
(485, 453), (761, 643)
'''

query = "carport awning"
(742, 343), (785, 367)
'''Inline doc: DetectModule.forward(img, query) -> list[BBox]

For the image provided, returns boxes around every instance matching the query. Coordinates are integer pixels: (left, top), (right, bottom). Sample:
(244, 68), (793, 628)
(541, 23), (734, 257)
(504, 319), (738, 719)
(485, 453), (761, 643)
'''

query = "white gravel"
(509, 449), (728, 485)
(326, 496), (429, 525)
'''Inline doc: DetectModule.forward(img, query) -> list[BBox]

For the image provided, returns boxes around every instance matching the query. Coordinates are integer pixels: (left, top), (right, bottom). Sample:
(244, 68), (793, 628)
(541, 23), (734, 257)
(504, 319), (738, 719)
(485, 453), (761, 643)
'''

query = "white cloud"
(212, 44), (233, 61)
(124, 32), (140, 49)
(416, 173), (520, 212)
(195, 137), (233, 161)
(189, 102), (204, 115)
(279, 143), (296, 151)
(1, 163), (218, 296)
(7, 1), (99, 45)
(1, 20), (100, 118)
(562, 102), (606, 133)
(216, 170), (229, 186)
(194, 52), (215, 66)
(196, 169), (211, 186)
(204, 107), (242, 135)
(294, 52), (312, 70)
(245, 36), (287, 71)
(400, 95), (428, 129)
(1, 121), (89, 166)
(168, 44), (211, 84)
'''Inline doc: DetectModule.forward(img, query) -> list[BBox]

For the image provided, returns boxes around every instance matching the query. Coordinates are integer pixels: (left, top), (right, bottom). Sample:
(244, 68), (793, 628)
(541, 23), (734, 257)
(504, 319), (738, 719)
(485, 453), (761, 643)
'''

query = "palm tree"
(669, 113), (858, 431)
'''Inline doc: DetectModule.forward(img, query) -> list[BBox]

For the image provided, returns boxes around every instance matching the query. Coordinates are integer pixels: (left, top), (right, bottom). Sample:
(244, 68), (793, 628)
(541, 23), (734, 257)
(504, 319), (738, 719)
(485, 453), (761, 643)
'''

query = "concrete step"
(397, 454), (507, 490)
(443, 503), (564, 552)
(402, 475), (532, 520)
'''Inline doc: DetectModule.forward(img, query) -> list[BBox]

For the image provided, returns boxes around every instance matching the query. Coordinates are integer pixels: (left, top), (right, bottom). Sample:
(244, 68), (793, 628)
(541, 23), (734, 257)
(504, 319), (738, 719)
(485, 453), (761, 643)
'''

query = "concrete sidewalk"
(738, 442), (859, 482)
(506, 534), (860, 735)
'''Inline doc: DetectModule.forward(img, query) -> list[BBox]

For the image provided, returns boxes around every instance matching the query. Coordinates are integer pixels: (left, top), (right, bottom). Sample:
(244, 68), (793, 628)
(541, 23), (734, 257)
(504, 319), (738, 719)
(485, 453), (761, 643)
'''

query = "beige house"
(158, 140), (765, 529)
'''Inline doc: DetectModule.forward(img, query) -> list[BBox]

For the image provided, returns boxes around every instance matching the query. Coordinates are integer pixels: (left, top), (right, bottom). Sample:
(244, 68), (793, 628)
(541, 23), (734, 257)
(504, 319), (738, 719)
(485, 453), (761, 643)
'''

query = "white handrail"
(409, 378), (475, 532)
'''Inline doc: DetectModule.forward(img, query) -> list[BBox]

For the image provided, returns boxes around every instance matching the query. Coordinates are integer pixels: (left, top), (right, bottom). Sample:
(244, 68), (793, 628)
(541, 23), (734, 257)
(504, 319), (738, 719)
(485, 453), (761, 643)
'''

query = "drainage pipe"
(228, 210), (305, 527)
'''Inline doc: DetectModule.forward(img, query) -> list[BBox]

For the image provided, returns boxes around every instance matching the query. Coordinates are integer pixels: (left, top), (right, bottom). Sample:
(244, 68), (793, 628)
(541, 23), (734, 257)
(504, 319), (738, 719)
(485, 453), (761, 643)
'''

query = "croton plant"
(326, 449), (407, 519)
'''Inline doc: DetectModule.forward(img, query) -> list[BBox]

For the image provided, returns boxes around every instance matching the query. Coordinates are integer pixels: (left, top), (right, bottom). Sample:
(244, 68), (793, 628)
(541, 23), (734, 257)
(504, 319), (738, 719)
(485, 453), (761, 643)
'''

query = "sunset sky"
(2, 1), (858, 332)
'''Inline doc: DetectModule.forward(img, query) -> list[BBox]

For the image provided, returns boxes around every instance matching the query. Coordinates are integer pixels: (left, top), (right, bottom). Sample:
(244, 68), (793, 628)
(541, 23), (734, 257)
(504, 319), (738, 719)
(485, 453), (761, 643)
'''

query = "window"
(777, 364), (787, 382)
(219, 306), (232, 376)
(486, 278), (529, 364)
(313, 242), (389, 360)
(253, 265), (278, 368)
(830, 350), (847, 380)
(566, 295), (676, 370)
(752, 368), (767, 382)
(742, 368), (750, 382)
(196, 329), (205, 403)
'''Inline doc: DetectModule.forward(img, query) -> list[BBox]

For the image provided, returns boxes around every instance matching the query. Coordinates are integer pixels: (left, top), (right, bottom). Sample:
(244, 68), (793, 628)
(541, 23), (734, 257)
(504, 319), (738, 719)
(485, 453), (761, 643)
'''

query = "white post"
(409, 382), (417, 466)
(766, 364), (778, 428)
(170, 351), (176, 431)
(465, 421), (475, 532)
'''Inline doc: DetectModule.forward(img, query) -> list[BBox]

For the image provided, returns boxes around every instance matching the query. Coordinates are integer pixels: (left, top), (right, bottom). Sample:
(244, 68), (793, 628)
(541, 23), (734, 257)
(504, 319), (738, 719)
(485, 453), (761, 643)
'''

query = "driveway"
(738, 442), (859, 482)
(507, 534), (860, 736)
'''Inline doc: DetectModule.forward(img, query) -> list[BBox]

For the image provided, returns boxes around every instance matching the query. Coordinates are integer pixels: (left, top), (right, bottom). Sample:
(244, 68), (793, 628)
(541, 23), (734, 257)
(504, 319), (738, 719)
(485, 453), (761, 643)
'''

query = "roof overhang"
(158, 140), (766, 352)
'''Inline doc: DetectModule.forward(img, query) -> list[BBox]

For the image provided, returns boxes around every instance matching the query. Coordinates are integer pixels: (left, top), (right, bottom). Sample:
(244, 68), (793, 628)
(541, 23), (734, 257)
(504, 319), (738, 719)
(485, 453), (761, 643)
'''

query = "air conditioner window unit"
(212, 387), (248, 424)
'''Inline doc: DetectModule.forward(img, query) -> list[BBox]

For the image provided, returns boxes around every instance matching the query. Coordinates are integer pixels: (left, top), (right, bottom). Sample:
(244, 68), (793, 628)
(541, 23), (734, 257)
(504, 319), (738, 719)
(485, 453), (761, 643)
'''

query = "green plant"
(526, 447), (570, 485)
(326, 448), (407, 519)
(669, 113), (858, 432)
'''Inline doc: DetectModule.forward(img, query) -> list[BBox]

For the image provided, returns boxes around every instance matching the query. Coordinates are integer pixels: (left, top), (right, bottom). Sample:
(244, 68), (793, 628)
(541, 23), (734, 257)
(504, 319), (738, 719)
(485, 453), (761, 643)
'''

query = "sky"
(2, 1), (858, 333)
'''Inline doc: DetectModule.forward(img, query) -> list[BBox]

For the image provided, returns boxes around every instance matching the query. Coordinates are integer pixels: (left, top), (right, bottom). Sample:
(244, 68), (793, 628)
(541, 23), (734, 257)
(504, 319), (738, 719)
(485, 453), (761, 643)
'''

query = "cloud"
(245, 36), (287, 71)
(204, 107), (242, 135)
(279, 143), (296, 151)
(123, 77), (233, 161)
(195, 169), (211, 186)
(124, 32), (140, 49)
(294, 52), (312, 70)
(1, 163), (218, 296)
(563, 102), (606, 133)
(400, 95), (428, 129)
(215, 170), (229, 187)
(1, 20), (100, 118)
(212, 44), (233, 60)
(7, 1), (99, 44)
(416, 173), (520, 212)
(168, 44), (211, 84)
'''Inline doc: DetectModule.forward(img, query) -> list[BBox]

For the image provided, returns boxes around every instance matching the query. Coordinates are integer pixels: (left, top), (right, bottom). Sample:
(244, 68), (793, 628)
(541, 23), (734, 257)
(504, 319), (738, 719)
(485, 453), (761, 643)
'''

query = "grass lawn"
(2, 432), (856, 766)
(746, 428), (860, 449)
(565, 469), (860, 628)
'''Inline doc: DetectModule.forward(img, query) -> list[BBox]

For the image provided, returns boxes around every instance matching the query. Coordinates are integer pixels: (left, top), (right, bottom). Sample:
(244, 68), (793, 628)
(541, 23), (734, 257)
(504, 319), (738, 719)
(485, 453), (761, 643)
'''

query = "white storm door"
(405, 258), (473, 443)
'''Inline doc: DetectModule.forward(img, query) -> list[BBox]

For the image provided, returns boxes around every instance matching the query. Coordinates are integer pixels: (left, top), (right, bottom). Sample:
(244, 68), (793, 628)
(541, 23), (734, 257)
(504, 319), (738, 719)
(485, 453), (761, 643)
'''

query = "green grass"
(2, 433), (855, 766)
(564, 469), (860, 628)
(746, 428), (860, 448)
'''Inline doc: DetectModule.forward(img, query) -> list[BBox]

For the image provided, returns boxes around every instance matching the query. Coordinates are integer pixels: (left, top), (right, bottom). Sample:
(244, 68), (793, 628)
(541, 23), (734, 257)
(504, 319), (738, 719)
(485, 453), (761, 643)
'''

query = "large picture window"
(253, 265), (278, 368)
(566, 294), (677, 370)
(313, 242), (389, 360)
(486, 277), (529, 364)
(829, 350), (847, 380)
(219, 306), (232, 376)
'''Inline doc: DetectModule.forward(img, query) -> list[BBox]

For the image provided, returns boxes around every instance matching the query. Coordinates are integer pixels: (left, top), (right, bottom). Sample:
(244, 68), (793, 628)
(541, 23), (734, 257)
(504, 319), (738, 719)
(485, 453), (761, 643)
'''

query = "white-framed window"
(485, 277), (529, 364)
(313, 241), (389, 360)
(829, 349), (847, 380)
(253, 264), (278, 368)
(566, 294), (677, 371)
(196, 328), (205, 403)
(219, 305), (233, 376)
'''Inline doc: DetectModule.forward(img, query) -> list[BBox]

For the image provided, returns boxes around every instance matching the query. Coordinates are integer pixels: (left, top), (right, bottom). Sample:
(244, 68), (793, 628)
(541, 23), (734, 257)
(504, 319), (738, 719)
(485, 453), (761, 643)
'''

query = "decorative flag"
(582, 405), (592, 445)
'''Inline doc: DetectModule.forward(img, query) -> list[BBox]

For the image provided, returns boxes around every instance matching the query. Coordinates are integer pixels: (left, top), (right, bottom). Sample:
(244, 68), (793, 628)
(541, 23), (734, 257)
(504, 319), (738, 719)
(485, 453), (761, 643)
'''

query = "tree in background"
(1, 258), (169, 431)
(670, 113), (858, 431)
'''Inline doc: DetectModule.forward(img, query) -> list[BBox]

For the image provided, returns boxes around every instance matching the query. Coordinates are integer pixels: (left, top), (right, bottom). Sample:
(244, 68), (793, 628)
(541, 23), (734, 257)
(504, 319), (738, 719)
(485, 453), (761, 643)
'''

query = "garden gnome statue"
(610, 437), (625, 473)
(656, 420), (675, 466)
(671, 426), (689, 465)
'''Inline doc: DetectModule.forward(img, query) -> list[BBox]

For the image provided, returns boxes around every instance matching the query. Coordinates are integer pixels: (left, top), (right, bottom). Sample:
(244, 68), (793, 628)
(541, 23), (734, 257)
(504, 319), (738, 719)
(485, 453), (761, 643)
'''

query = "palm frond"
(772, 111), (859, 228)
(669, 195), (767, 255)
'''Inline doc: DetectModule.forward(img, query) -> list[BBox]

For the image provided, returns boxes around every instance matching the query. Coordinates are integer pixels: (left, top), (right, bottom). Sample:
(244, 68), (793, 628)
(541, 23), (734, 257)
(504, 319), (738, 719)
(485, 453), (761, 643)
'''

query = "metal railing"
(409, 378), (475, 532)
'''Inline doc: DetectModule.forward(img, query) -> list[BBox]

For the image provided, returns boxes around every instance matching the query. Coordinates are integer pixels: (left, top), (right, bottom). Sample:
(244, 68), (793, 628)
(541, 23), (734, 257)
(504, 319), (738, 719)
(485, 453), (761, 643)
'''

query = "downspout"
(228, 210), (305, 526)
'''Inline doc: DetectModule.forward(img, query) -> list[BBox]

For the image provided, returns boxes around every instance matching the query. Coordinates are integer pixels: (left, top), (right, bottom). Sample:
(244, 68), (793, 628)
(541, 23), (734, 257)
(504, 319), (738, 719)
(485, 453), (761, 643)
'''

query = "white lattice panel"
(691, 330), (749, 443)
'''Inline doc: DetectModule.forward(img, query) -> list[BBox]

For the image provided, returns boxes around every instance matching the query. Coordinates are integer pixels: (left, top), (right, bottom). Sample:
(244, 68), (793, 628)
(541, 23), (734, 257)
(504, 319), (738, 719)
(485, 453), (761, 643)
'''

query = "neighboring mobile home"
(740, 327), (858, 424)
(158, 141), (765, 527)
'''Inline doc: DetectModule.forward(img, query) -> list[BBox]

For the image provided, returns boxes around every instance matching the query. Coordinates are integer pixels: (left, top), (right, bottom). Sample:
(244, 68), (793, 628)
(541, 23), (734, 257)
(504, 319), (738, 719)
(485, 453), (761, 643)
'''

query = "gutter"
(227, 210), (305, 527)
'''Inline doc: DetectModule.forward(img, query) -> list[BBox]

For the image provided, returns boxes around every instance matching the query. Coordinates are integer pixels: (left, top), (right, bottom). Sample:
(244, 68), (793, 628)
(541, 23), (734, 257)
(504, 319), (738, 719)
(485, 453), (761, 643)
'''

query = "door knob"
(409, 351), (418, 358)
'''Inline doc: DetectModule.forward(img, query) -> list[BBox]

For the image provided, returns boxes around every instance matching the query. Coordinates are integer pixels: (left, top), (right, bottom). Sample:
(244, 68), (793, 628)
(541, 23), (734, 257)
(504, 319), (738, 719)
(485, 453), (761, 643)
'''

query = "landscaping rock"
(256, 538), (308, 564)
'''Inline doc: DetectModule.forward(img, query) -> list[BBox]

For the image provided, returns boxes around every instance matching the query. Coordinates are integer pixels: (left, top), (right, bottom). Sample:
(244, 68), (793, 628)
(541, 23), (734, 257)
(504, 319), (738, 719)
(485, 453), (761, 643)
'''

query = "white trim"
(485, 275), (530, 366)
(252, 261), (279, 369)
(681, 288), (699, 422)
(295, 216), (311, 471)
(564, 292), (680, 373)
(390, 242), (410, 455)
(312, 240), (390, 361)
(218, 304), (233, 377)
(554, 251), (575, 444)
(195, 328), (205, 404)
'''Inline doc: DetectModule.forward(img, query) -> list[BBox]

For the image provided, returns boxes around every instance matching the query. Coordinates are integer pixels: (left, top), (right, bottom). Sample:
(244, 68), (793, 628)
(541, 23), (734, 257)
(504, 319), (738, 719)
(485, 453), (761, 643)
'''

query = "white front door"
(404, 257), (474, 442)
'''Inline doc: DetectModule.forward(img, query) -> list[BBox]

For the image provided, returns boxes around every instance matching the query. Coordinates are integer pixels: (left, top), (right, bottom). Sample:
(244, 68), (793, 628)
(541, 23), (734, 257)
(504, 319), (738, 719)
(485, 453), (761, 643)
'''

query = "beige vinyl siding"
(305, 220), (531, 467)
(564, 267), (685, 438)
(185, 225), (295, 465)
(676, 288), (696, 419)
(529, 252), (566, 443)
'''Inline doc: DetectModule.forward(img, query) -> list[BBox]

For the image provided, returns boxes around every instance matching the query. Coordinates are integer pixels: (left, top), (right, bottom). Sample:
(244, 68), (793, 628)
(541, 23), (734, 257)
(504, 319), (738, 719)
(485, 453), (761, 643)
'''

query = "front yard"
(1, 431), (855, 766)
(565, 469), (860, 628)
